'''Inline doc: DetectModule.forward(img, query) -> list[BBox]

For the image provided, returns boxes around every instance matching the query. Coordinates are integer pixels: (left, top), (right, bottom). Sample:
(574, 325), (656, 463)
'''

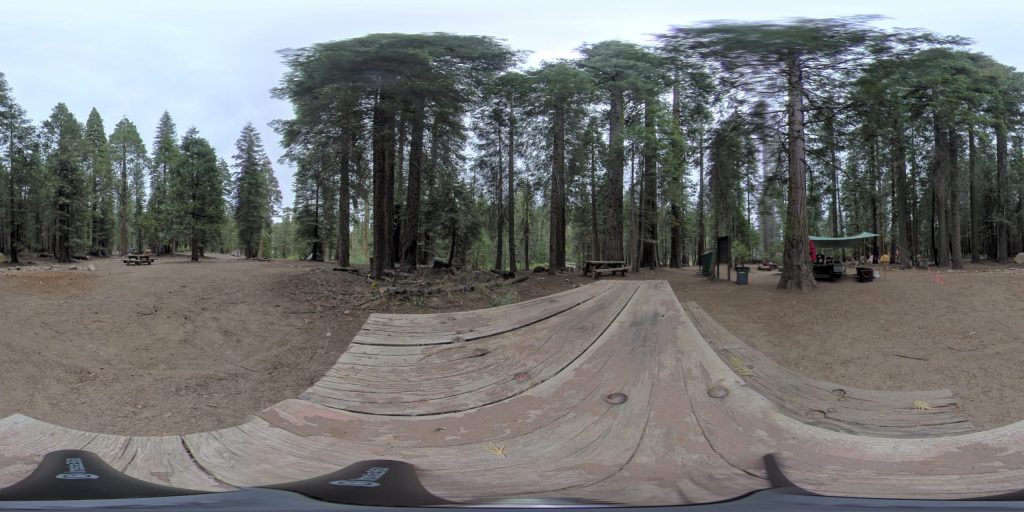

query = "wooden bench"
(592, 266), (628, 279)
(122, 254), (155, 265)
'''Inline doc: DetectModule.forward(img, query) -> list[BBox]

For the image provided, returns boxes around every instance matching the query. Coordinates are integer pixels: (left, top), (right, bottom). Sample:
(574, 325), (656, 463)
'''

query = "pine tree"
(149, 111), (179, 254)
(0, 72), (34, 264)
(41, 103), (84, 263)
(169, 128), (225, 261)
(109, 117), (148, 255)
(81, 108), (114, 255)
(232, 122), (273, 258)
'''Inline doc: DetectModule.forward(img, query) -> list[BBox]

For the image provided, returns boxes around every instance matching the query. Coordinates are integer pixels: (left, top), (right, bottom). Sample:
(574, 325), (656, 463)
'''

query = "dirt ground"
(1, 254), (1022, 434)
(0, 254), (580, 435)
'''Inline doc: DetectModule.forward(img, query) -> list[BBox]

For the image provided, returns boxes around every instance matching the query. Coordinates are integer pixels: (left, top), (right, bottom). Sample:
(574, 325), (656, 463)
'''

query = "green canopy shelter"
(809, 232), (879, 249)
(808, 232), (879, 281)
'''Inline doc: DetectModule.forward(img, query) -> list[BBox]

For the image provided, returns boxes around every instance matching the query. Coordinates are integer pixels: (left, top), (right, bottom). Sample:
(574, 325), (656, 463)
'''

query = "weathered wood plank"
(181, 282), (751, 503)
(355, 281), (615, 344)
(303, 283), (639, 414)
(685, 301), (973, 436)
(118, 436), (234, 491)
(0, 419), (233, 493)
(0, 415), (100, 487)
(676, 293), (1024, 499)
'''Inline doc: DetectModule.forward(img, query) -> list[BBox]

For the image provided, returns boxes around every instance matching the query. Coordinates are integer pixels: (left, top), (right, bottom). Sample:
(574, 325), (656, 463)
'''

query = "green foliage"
(148, 111), (179, 252)
(82, 108), (114, 255)
(233, 122), (277, 258)
(109, 117), (148, 254)
(0, 72), (36, 262)
(168, 128), (226, 261)
(41, 103), (84, 262)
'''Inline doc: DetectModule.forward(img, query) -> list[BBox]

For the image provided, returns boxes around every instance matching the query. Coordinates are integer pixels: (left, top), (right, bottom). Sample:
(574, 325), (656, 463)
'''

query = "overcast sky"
(3, 0), (1022, 207)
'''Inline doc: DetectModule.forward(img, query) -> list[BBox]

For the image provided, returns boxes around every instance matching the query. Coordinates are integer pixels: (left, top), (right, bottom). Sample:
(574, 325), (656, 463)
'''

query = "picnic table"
(582, 260), (628, 279)
(122, 253), (155, 265)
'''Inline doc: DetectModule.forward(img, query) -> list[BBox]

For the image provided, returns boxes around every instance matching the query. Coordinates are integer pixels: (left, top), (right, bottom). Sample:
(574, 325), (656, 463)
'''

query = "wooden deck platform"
(684, 301), (974, 437)
(1, 281), (1023, 505)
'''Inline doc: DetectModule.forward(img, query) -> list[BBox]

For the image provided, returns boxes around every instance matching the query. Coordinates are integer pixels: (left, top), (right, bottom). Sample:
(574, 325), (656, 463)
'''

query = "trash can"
(701, 251), (713, 276)
(856, 266), (874, 282)
(735, 266), (749, 285)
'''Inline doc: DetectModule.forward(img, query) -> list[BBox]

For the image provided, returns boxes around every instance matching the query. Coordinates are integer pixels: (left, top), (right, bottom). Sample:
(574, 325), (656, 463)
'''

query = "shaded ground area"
(1, 255), (1021, 434)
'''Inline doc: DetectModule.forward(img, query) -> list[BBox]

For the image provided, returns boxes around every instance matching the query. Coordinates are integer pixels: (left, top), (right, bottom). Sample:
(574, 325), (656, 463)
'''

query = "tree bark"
(697, 131), (706, 262)
(756, 109), (775, 260)
(5, 132), (14, 264)
(549, 104), (567, 273)
(506, 108), (517, 274)
(118, 145), (129, 256)
(371, 92), (389, 277)
(892, 123), (913, 269)
(312, 170), (322, 260)
(384, 106), (397, 269)
(948, 128), (964, 269)
(494, 119), (505, 271)
(6, 137), (17, 264)
(827, 116), (840, 238)
(870, 138), (880, 260)
(589, 143), (600, 260)
(337, 129), (352, 268)
(968, 128), (980, 263)
(669, 79), (684, 268)
(777, 55), (816, 290)
(996, 119), (1009, 264)
(400, 96), (424, 270)
(932, 116), (950, 267)
(603, 89), (625, 261)
(523, 179), (531, 268)
(638, 98), (658, 269)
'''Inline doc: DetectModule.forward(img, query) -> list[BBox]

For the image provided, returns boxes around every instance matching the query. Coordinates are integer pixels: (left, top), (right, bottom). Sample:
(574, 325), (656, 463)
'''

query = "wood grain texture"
(685, 301), (974, 437)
